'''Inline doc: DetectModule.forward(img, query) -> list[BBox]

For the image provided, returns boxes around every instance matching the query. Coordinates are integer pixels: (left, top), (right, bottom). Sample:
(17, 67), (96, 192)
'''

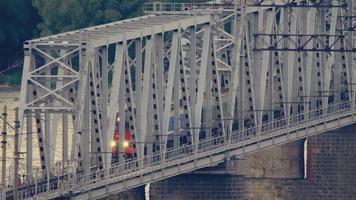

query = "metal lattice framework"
(2, 0), (356, 199)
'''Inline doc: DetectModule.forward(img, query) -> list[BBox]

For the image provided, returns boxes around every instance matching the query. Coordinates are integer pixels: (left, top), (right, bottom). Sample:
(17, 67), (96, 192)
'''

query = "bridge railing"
(11, 100), (355, 199)
(143, 2), (235, 14)
(66, 100), (353, 192)
(231, 100), (352, 143)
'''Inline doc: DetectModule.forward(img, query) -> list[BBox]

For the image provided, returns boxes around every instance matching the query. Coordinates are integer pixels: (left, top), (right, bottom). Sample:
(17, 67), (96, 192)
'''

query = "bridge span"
(2, 0), (356, 199)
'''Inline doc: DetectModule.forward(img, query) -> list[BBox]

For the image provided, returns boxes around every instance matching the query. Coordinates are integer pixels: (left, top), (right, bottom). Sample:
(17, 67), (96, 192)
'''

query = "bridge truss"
(3, 0), (356, 199)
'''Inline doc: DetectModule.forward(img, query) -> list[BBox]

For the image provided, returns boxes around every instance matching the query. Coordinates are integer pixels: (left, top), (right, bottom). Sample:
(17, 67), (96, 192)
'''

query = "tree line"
(0, 0), (142, 73)
(0, 0), (211, 84)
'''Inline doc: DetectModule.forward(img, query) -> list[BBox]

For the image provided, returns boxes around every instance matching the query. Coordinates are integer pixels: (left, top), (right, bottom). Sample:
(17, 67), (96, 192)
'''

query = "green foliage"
(149, 0), (213, 2)
(0, 68), (22, 85)
(2, 0), (216, 85)
(0, 0), (143, 85)
(0, 0), (40, 71)
(33, 0), (142, 36)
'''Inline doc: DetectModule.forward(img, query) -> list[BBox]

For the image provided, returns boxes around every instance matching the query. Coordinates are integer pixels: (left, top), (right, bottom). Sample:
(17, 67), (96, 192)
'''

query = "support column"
(173, 45), (180, 149)
(81, 64), (90, 175)
(135, 38), (143, 164)
(106, 43), (125, 171)
(101, 46), (108, 168)
(142, 37), (154, 158)
(62, 113), (68, 167)
(189, 26), (197, 149)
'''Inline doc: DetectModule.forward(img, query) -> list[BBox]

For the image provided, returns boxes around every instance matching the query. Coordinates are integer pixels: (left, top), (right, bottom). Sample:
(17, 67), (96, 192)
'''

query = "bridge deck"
(15, 101), (356, 199)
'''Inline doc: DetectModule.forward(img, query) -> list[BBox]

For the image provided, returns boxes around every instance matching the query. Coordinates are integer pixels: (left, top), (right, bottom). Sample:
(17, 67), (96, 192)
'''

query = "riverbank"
(0, 84), (20, 92)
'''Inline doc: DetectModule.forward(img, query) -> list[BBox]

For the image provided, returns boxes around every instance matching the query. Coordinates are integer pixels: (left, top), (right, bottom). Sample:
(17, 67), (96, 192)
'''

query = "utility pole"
(13, 107), (19, 200)
(1, 106), (7, 200)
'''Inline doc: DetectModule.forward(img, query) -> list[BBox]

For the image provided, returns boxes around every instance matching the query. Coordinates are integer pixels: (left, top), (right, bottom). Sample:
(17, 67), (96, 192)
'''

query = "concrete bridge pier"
(99, 186), (145, 200)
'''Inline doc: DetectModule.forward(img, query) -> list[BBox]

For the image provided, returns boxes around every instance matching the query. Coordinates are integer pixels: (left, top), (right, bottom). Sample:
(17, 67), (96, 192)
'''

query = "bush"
(0, 68), (22, 85)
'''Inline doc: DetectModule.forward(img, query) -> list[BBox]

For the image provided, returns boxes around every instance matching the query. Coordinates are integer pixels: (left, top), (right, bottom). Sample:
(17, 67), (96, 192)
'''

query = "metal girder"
(246, 0), (348, 7)
(253, 33), (356, 52)
(106, 42), (125, 170)
(336, 16), (356, 31)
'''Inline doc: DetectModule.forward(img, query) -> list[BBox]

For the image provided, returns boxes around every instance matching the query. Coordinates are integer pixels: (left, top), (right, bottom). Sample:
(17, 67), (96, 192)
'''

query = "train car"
(111, 129), (134, 163)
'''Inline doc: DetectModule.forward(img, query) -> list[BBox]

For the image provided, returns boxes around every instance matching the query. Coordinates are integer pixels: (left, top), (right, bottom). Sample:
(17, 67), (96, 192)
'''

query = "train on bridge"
(1, 0), (355, 199)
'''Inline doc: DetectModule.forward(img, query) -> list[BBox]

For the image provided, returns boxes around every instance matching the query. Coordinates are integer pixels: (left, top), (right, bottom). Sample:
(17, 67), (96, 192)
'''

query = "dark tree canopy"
(0, 0), (40, 71)
(0, 0), (142, 75)
(0, 0), (213, 84)
(33, 0), (142, 36)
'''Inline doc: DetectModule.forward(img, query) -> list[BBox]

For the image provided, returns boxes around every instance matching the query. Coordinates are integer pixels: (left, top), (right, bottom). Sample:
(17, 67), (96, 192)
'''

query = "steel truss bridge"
(2, 0), (356, 199)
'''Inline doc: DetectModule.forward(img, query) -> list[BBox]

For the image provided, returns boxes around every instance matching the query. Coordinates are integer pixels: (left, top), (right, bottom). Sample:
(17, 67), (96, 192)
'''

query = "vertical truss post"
(304, 8), (318, 115)
(135, 38), (143, 165)
(24, 61), (33, 181)
(123, 39), (138, 161)
(154, 33), (164, 153)
(81, 62), (90, 175)
(62, 113), (68, 167)
(101, 46), (108, 168)
(19, 44), (32, 177)
(118, 48), (126, 164)
(106, 42), (124, 172)
(142, 35), (154, 158)
(88, 49), (104, 169)
(323, 6), (338, 112)
(72, 37), (91, 176)
(189, 26), (198, 151)
(195, 26), (211, 145)
(210, 34), (226, 141)
(268, 48), (273, 124)
(43, 50), (52, 171)
(173, 32), (180, 149)
(178, 36), (193, 146)
(162, 30), (180, 158)
(257, 9), (274, 139)
(205, 38), (212, 141)
(285, 8), (297, 123)
(238, 33), (245, 135)
(229, 4), (245, 140)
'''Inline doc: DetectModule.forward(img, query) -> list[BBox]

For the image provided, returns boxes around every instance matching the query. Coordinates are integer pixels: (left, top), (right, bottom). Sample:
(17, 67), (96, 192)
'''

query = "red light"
(125, 147), (134, 155)
(114, 130), (131, 141)
(114, 130), (119, 140)
(125, 131), (131, 140)
(112, 146), (117, 153)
